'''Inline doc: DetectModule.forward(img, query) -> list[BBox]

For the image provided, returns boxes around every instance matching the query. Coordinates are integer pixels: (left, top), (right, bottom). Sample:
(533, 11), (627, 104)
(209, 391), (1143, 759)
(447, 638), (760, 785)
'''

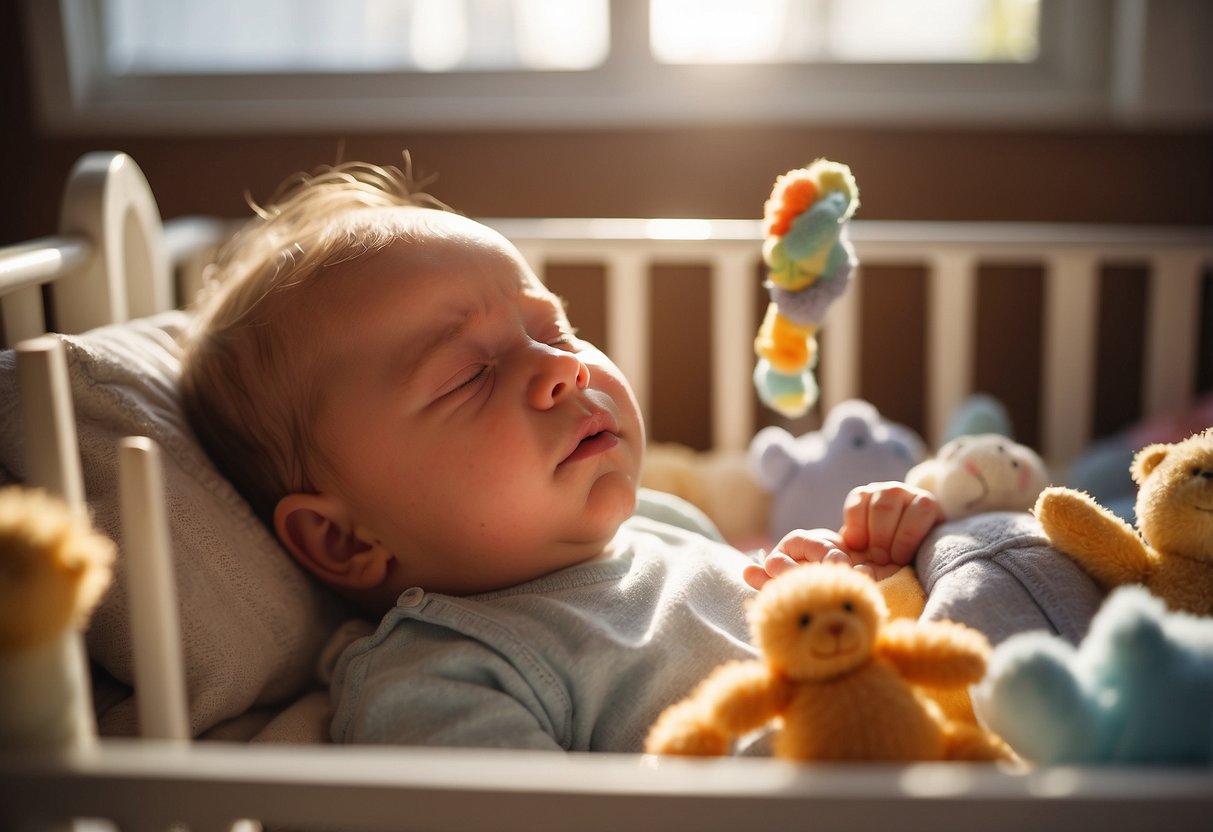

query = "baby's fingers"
(840, 484), (896, 563)
(774, 528), (848, 564)
(841, 482), (942, 566)
(887, 492), (943, 565)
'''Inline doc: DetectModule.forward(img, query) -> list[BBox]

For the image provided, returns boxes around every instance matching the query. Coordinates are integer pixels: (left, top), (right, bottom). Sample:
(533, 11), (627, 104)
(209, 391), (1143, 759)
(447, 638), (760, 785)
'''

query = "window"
(23, 0), (1211, 133)
(102, 0), (610, 73)
(649, 0), (1039, 64)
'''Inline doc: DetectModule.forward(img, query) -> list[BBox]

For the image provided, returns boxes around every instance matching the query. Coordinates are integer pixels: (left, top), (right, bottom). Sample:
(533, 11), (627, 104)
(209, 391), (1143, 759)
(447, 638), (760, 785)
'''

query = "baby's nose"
(528, 345), (589, 408)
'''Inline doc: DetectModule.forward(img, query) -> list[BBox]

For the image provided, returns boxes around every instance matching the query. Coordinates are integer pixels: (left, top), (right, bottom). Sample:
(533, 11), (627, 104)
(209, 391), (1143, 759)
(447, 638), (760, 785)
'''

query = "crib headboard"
(2, 152), (1212, 832)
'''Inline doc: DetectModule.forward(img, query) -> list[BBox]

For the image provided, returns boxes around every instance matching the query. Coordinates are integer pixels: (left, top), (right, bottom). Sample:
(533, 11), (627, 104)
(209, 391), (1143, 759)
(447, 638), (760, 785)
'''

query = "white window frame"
(23, 0), (1213, 134)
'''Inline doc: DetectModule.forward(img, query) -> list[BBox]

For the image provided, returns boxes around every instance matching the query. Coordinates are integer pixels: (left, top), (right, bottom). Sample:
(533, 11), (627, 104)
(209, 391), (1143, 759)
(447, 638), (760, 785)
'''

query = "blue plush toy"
(748, 399), (925, 541)
(973, 585), (1213, 765)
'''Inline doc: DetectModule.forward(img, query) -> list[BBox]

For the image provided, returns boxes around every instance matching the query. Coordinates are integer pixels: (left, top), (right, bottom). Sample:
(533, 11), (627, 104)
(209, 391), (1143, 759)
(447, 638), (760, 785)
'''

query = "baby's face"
(302, 213), (644, 595)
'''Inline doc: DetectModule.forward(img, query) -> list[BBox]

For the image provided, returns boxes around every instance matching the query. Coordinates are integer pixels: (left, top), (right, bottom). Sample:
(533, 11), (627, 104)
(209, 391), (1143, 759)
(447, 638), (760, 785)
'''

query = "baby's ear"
(274, 493), (392, 590)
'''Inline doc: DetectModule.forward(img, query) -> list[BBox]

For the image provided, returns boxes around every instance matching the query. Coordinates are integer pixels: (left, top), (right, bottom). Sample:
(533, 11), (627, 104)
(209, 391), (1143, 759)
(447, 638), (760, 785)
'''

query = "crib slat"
(15, 336), (85, 511)
(604, 251), (650, 424)
(926, 251), (978, 448)
(710, 248), (757, 452)
(1144, 250), (1204, 419)
(118, 437), (191, 744)
(818, 264), (861, 416)
(1042, 251), (1099, 467)
(2, 286), (47, 346)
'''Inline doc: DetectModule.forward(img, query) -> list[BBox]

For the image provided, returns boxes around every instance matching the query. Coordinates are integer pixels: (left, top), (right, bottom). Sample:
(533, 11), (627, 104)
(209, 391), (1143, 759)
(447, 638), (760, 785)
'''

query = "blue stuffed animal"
(973, 585), (1213, 765)
(748, 399), (925, 542)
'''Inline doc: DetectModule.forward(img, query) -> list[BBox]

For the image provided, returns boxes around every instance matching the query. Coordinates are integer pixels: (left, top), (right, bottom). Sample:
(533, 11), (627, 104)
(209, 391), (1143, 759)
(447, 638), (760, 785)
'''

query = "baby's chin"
(581, 473), (640, 535)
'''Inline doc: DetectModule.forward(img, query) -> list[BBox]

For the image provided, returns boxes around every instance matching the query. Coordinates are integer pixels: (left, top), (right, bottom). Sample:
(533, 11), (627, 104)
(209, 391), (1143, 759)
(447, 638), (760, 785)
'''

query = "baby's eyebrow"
(397, 308), (476, 384)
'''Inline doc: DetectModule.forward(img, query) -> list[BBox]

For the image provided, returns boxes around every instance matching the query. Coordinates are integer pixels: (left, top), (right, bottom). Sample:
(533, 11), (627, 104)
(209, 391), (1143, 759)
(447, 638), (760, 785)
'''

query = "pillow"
(0, 313), (348, 737)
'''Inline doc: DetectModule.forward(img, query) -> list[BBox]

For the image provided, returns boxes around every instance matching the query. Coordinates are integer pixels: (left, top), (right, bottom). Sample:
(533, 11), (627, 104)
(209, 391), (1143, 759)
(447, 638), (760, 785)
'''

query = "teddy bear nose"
(827, 621), (845, 637)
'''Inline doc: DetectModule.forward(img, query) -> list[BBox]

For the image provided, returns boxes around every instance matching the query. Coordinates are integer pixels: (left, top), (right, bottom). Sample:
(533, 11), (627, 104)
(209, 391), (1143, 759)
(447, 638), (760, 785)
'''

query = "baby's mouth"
(561, 431), (619, 464)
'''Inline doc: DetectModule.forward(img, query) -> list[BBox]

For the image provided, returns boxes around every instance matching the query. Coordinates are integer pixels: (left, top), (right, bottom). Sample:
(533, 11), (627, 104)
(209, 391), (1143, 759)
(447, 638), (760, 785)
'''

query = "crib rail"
(2, 741), (1211, 832)
(0, 154), (224, 345)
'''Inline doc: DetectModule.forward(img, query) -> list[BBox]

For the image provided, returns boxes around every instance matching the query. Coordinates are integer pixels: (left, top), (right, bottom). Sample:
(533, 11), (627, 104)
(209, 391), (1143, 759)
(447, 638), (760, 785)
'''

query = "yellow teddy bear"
(0, 486), (114, 747)
(1035, 428), (1213, 616)
(644, 563), (1010, 762)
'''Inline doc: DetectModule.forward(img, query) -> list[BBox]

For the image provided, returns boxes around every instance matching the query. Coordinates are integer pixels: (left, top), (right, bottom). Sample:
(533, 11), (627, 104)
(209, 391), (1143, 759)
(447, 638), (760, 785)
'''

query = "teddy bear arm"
(1035, 487), (1151, 589)
(644, 699), (731, 756)
(696, 661), (791, 737)
(645, 661), (786, 756)
(877, 619), (990, 688)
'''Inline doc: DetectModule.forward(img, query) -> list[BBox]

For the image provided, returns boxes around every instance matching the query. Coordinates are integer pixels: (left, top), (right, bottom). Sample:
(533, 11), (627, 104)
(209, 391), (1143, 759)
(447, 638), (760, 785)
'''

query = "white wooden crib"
(0, 152), (1210, 832)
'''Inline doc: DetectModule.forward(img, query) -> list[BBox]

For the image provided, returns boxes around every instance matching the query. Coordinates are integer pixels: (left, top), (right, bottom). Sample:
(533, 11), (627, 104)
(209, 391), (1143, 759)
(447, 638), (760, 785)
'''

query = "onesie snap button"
(398, 587), (425, 608)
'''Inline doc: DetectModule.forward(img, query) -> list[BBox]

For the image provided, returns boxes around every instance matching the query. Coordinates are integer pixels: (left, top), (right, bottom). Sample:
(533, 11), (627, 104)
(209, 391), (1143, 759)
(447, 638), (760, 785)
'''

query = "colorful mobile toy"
(753, 159), (859, 418)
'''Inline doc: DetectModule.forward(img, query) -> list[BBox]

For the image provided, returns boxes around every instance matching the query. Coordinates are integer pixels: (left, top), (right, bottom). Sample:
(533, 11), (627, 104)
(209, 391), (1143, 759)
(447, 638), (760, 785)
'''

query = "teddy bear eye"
(798, 613), (812, 628)
(842, 601), (854, 613)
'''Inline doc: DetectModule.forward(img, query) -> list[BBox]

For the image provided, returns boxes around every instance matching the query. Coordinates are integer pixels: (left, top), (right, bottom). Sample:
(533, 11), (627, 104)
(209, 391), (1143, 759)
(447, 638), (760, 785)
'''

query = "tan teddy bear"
(644, 563), (1010, 762)
(1034, 428), (1213, 617)
(0, 486), (114, 747)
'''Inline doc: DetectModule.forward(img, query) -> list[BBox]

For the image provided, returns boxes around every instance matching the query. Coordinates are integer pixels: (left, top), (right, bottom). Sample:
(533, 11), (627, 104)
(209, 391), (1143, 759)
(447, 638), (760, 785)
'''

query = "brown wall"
(6, 128), (1213, 243)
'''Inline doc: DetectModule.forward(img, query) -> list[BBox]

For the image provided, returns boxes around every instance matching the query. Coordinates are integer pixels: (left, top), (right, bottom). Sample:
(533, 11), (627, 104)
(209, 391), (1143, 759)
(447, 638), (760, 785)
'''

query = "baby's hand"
(742, 482), (941, 590)
(742, 528), (855, 590)
(838, 481), (942, 576)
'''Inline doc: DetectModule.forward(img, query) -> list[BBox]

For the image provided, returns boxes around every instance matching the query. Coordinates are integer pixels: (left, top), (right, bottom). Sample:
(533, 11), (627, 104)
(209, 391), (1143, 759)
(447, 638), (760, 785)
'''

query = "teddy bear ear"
(1131, 444), (1170, 485)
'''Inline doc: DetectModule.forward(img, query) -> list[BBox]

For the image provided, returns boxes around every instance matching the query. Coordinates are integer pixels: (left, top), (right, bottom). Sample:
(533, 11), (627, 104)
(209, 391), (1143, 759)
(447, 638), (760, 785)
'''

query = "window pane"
(650, 0), (1039, 64)
(101, 0), (609, 74)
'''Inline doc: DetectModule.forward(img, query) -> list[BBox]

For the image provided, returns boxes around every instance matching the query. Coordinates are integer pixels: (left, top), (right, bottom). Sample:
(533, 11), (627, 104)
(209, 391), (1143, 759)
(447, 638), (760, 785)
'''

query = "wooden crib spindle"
(118, 436), (190, 743)
(15, 336), (85, 511)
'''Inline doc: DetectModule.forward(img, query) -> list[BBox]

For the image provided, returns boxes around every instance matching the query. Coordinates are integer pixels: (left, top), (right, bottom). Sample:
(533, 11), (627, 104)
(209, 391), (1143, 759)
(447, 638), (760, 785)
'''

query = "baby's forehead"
(324, 209), (555, 306)
(395, 211), (551, 291)
(393, 208), (510, 249)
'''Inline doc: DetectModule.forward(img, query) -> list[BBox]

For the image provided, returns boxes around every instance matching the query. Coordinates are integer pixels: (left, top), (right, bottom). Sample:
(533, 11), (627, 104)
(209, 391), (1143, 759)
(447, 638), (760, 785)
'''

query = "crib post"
(605, 251), (651, 423)
(55, 152), (171, 333)
(1143, 250), (1205, 419)
(709, 248), (757, 452)
(926, 250), (978, 449)
(118, 436), (191, 743)
(1041, 250), (1099, 467)
(15, 336), (85, 512)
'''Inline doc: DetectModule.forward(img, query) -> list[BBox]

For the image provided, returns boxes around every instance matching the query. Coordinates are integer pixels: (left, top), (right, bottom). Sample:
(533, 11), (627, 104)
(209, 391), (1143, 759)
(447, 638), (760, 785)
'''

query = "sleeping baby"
(179, 160), (1095, 752)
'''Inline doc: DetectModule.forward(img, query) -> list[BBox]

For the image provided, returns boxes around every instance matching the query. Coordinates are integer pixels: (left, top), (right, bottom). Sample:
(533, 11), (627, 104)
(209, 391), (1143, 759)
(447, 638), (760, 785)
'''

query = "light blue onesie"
(329, 490), (761, 752)
(329, 494), (1104, 753)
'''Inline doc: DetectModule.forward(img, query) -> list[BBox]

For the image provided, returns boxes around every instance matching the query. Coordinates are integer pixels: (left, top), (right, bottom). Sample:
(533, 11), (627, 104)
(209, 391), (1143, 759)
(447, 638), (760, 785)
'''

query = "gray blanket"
(916, 512), (1104, 646)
